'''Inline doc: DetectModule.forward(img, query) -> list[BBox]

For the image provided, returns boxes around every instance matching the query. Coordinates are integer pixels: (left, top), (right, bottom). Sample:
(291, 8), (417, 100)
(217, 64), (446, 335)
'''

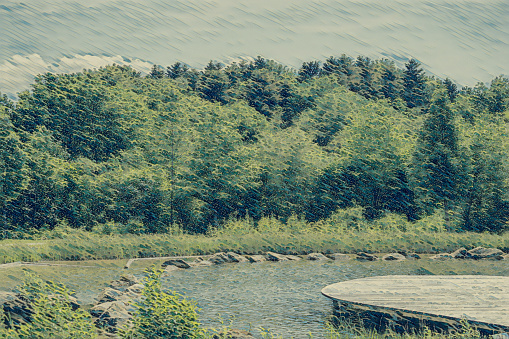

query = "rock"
(209, 252), (231, 264)
(226, 252), (248, 263)
(307, 253), (330, 261)
(286, 255), (302, 261)
(161, 259), (192, 269)
(109, 274), (139, 289)
(492, 333), (509, 339)
(125, 284), (144, 295)
(328, 253), (351, 261)
(90, 301), (134, 332)
(450, 247), (469, 259)
(266, 252), (289, 261)
(191, 260), (213, 267)
(430, 253), (453, 260)
(246, 255), (266, 263)
(213, 329), (256, 339)
(382, 253), (406, 261)
(467, 247), (504, 260)
(0, 292), (31, 325)
(96, 288), (125, 304)
(405, 252), (421, 260)
(356, 252), (378, 261)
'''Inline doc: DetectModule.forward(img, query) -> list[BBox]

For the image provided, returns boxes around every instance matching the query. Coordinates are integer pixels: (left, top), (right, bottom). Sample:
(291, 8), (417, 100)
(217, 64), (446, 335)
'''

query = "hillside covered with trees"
(1, 56), (508, 238)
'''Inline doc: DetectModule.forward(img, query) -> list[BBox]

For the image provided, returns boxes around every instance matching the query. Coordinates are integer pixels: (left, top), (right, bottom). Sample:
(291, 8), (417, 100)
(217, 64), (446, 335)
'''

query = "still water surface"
(1, 258), (508, 338)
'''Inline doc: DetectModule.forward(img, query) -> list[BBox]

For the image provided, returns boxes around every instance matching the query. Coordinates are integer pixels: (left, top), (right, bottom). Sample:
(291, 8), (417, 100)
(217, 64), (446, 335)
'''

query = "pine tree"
(166, 62), (189, 79)
(148, 65), (165, 79)
(403, 59), (427, 108)
(412, 87), (460, 229)
(297, 61), (321, 82)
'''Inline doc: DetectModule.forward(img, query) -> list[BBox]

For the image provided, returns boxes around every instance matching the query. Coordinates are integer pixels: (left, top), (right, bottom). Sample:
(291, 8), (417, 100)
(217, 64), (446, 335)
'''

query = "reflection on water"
(1, 258), (508, 338)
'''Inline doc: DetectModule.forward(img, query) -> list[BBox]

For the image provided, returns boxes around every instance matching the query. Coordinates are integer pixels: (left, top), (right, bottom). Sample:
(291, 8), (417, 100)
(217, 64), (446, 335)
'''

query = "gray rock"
(96, 288), (125, 305)
(307, 253), (330, 261)
(467, 247), (504, 260)
(161, 259), (192, 269)
(191, 260), (213, 267)
(405, 252), (421, 260)
(328, 253), (351, 261)
(109, 274), (139, 289)
(246, 255), (266, 263)
(382, 253), (406, 261)
(209, 252), (231, 264)
(90, 301), (134, 332)
(266, 252), (289, 261)
(430, 253), (453, 260)
(226, 252), (248, 263)
(286, 255), (302, 261)
(356, 252), (378, 261)
(450, 247), (469, 259)
(0, 292), (31, 325)
(125, 284), (144, 295)
(213, 329), (256, 339)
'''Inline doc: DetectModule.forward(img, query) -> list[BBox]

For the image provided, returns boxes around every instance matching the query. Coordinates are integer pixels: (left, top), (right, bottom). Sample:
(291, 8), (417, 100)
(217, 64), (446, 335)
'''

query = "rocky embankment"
(1, 246), (508, 338)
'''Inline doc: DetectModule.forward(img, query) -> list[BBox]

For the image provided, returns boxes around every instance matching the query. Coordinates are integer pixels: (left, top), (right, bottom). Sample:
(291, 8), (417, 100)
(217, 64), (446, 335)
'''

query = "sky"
(1, 0), (508, 98)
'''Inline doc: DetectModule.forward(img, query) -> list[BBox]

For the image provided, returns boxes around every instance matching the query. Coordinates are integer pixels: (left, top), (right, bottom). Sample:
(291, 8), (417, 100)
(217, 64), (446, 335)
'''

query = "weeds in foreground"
(323, 318), (484, 339)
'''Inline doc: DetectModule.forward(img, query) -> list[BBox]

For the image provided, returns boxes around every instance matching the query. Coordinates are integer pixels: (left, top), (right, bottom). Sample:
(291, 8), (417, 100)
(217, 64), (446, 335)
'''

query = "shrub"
(9, 271), (96, 339)
(120, 265), (203, 339)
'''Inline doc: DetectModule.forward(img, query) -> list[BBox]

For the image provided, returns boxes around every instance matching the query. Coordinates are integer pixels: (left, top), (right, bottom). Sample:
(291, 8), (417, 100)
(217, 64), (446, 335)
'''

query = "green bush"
(4, 271), (96, 339)
(120, 265), (203, 339)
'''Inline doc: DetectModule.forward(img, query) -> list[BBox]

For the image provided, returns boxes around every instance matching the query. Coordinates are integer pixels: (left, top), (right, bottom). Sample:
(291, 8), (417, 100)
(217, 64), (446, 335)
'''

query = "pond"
(1, 257), (509, 338)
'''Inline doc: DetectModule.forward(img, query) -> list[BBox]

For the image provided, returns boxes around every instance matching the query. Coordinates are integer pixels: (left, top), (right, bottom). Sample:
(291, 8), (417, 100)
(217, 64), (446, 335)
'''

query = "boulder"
(266, 252), (289, 261)
(382, 253), (406, 261)
(467, 247), (504, 260)
(96, 288), (125, 305)
(307, 253), (330, 261)
(209, 252), (231, 264)
(246, 255), (266, 263)
(356, 252), (378, 261)
(161, 259), (192, 269)
(286, 255), (302, 261)
(328, 253), (351, 261)
(213, 329), (256, 339)
(405, 252), (421, 260)
(109, 274), (139, 289)
(191, 260), (213, 267)
(430, 253), (453, 260)
(90, 301), (134, 332)
(226, 252), (248, 263)
(450, 247), (469, 259)
(0, 292), (31, 325)
(125, 284), (144, 295)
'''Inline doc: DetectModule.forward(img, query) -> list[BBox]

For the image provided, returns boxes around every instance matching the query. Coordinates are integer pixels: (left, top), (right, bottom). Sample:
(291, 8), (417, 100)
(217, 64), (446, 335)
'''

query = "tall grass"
(0, 209), (508, 264)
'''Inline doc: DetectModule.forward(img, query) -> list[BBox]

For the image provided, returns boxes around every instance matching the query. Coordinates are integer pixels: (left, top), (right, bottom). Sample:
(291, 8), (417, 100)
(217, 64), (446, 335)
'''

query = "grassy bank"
(1, 224), (508, 264)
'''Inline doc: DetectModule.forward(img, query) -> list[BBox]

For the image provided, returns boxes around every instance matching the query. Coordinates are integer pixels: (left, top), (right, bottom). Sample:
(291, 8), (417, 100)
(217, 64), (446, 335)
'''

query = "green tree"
(12, 70), (134, 162)
(311, 103), (417, 221)
(411, 87), (461, 229)
(0, 107), (28, 233)
(297, 61), (321, 82)
(402, 58), (427, 108)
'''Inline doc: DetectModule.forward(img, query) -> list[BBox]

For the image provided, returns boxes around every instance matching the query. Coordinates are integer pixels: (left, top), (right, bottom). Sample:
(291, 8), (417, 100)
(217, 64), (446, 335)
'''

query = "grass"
(0, 215), (508, 264)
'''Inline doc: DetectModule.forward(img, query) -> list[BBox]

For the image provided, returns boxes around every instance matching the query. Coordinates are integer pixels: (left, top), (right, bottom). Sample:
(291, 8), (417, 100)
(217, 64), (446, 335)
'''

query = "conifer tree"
(403, 59), (427, 108)
(412, 87), (460, 229)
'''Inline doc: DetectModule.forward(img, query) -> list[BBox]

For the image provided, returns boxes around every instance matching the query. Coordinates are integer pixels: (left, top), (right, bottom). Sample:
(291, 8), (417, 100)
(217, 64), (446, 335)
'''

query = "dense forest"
(0, 55), (508, 238)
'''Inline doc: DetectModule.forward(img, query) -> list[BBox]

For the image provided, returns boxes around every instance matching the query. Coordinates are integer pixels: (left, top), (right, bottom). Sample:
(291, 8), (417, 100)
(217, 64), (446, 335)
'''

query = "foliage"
(2, 271), (97, 339)
(120, 265), (203, 339)
(1, 57), (509, 236)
